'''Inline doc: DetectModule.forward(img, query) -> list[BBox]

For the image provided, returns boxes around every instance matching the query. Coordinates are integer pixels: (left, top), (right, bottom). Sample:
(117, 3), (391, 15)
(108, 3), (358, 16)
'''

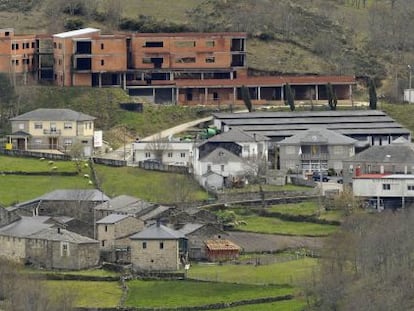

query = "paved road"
(140, 116), (213, 141)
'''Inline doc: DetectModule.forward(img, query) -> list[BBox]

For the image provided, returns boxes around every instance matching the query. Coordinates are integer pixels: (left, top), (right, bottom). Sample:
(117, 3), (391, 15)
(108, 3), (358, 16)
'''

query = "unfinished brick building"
(0, 27), (356, 106)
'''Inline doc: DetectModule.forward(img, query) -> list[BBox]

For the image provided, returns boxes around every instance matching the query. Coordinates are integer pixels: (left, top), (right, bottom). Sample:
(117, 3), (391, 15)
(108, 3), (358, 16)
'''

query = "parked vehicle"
(312, 171), (330, 182)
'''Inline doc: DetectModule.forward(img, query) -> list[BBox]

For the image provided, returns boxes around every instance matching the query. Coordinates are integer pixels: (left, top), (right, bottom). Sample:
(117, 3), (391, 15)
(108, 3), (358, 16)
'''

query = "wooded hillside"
(1, 0), (413, 100)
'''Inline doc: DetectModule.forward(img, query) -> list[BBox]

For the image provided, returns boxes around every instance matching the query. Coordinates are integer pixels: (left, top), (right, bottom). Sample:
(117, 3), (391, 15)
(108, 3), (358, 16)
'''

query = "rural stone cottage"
(130, 223), (188, 271)
(0, 216), (99, 270)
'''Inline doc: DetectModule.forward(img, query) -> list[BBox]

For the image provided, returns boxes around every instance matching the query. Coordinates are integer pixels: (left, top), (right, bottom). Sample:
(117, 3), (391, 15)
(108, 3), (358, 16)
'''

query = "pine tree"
(241, 85), (253, 112)
(326, 83), (337, 110)
(284, 83), (295, 111)
(368, 77), (377, 110)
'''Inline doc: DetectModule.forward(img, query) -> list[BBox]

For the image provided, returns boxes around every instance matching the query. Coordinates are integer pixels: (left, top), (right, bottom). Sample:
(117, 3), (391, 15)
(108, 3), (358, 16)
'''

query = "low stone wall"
(215, 190), (317, 204)
(93, 157), (127, 167)
(74, 294), (293, 311)
(0, 148), (71, 160)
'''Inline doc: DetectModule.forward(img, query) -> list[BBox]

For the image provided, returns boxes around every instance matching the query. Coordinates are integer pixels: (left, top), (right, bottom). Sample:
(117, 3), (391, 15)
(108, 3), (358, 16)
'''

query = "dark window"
(53, 42), (57, 49)
(142, 242), (147, 249)
(5, 31), (9, 36)
(101, 59), (104, 66)
(105, 225), (108, 232)
(31, 42), (35, 48)
(101, 43), (104, 49)
(101, 240), (105, 247)
(144, 41), (164, 47)
(408, 185), (414, 191)
(160, 242), (164, 249)
(383, 184), (391, 190)
(213, 92), (219, 100)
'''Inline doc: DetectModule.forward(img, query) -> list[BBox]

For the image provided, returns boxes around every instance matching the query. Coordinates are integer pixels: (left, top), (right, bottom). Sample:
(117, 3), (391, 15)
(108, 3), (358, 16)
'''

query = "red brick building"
(0, 27), (356, 106)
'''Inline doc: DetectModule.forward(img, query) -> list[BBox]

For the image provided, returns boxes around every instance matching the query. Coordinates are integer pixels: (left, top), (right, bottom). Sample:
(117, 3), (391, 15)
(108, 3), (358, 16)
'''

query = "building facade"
(8, 108), (96, 155)
(0, 27), (357, 106)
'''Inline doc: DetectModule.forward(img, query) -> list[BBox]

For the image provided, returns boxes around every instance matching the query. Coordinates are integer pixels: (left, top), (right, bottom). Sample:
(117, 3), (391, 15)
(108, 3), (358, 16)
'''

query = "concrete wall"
(353, 177), (414, 198)
(131, 239), (180, 271)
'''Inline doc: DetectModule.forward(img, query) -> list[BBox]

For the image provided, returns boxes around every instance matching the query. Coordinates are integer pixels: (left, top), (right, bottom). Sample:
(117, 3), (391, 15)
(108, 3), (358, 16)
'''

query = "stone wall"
(215, 190), (317, 204)
(0, 235), (26, 263)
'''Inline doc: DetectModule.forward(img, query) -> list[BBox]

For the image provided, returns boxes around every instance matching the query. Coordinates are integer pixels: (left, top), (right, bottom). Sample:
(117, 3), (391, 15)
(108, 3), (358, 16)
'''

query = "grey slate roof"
(96, 214), (130, 224)
(10, 108), (95, 122)
(349, 141), (414, 163)
(203, 128), (269, 144)
(140, 205), (173, 221)
(130, 223), (186, 240)
(94, 195), (154, 216)
(178, 223), (204, 235)
(0, 216), (52, 238)
(30, 228), (98, 244)
(200, 147), (244, 163)
(279, 128), (356, 145)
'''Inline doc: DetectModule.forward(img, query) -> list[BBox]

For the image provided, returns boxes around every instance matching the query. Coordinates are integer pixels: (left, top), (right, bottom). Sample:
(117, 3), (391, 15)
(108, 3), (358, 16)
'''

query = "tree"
(368, 77), (378, 109)
(241, 85), (253, 112)
(145, 134), (171, 163)
(326, 83), (337, 111)
(284, 83), (295, 111)
(0, 73), (16, 133)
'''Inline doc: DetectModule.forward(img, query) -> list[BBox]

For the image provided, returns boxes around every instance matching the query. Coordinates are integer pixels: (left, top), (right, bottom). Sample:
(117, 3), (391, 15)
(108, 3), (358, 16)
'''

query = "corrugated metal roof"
(54, 28), (100, 38)
(205, 239), (241, 251)
(10, 109), (96, 122)
(130, 223), (185, 240)
(174, 75), (356, 88)
(349, 142), (414, 163)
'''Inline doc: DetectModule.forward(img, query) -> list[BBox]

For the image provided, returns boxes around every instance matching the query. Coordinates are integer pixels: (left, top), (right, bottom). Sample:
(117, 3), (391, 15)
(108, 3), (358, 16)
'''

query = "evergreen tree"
(241, 85), (253, 112)
(368, 77), (377, 110)
(326, 83), (337, 110)
(284, 83), (295, 111)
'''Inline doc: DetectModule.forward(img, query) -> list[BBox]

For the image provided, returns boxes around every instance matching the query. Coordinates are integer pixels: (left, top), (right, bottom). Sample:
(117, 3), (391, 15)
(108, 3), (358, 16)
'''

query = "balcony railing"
(43, 129), (61, 135)
(301, 153), (329, 160)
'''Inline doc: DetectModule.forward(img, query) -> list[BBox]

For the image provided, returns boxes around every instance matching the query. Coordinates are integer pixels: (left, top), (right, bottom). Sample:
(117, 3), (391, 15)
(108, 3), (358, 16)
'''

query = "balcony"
(43, 129), (61, 135)
(301, 153), (329, 160)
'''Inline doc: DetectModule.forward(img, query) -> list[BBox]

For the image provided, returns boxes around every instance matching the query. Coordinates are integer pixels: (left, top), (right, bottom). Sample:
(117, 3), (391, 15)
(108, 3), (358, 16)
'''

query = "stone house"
(278, 128), (356, 176)
(0, 216), (99, 270)
(178, 223), (226, 260)
(11, 189), (109, 238)
(130, 223), (187, 271)
(94, 195), (156, 220)
(96, 214), (144, 263)
(8, 108), (96, 156)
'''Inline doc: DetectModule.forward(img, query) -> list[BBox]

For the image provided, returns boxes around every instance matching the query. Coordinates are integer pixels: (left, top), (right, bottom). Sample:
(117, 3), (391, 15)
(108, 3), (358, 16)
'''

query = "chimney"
(156, 219), (161, 227)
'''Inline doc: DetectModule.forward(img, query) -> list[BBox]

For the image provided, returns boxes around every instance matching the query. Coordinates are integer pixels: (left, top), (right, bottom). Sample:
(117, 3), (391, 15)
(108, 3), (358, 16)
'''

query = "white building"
(193, 147), (253, 189)
(353, 173), (414, 208)
(131, 141), (194, 166)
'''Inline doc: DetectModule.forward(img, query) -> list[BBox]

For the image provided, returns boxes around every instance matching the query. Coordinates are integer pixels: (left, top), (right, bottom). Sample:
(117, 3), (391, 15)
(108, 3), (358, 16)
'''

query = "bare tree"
(145, 134), (171, 163)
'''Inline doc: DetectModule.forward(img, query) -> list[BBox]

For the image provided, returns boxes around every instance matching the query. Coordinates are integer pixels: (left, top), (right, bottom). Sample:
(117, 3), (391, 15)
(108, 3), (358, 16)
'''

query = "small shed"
(205, 239), (241, 262)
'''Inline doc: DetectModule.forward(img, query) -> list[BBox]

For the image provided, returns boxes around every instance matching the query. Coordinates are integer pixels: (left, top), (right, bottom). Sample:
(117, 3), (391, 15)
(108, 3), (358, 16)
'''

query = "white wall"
(353, 177), (414, 198)
(132, 141), (194, 165)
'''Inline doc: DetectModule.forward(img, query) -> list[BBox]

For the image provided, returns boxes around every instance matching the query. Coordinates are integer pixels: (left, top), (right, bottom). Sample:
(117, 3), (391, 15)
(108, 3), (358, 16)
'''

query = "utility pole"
(408, 65), (412, 104)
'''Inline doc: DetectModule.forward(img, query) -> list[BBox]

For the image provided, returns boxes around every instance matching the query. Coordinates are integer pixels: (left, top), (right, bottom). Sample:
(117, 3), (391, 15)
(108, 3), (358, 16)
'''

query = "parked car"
(143, 158), (161, 165)
(312, 171), (330, 182)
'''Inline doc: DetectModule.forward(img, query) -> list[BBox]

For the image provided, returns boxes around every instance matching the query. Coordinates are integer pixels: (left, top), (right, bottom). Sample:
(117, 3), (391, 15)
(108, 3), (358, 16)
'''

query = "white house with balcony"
(278, 128), (356, 175)
(8, 108), (95, 156)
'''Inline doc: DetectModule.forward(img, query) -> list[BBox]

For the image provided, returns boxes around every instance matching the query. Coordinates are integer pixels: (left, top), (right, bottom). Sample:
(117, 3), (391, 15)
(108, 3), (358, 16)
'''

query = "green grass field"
(44, 281), (122, 308)
(224, 184), (312, 193)
(94, 164), (208, 203)
(125, 280), (293, 308)
(267, 201), (344, 221)
(188, 258), (318, 285)
(235, 215), (338, 236)
(222, 299), (306, 311)
(0, 175), (94, 206)
(0, 155), (79, 173)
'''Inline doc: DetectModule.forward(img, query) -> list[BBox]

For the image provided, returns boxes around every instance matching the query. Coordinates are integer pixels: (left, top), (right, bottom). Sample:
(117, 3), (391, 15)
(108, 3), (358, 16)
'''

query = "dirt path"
(227, 231), (324, 253)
